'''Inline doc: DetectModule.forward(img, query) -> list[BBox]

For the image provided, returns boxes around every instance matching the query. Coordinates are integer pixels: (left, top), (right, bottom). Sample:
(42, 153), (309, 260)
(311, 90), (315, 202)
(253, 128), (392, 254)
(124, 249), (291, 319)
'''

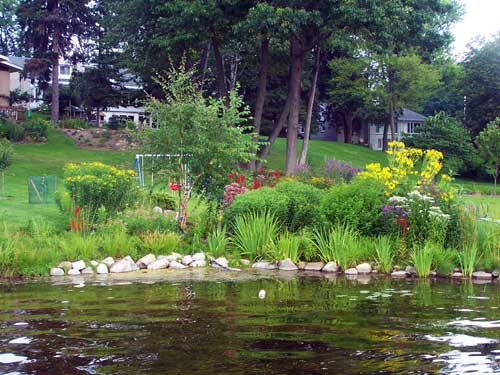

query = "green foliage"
(432, 247), (457, 276)
(224, 181), (321, 232)
(142, 65), (259, 226)
(459, 246), (480, 278)
(476, 118), (500, 194)
(63, 162), (137, 216)
(23, 117), (50, 140)
(150, 190), (176, 210)
(206, 225), (229, 258)
(266, 231), (302, 263)
(0, 139), (13, 172)
(232, 211), (279, 261)
(463, 35), (500, 134)
(320, 179), (386, 235)
(404, 112), (477, 175)
(139, 231), (181, 255)
(373, 236), (395, 274)
(0, 120), (25, 141)
(121, 211), (178, 236)
(411, 243), (435, 278)
(60, 118), (92, 129)
(97, 224), (139, 259)
(312, 224), (361, 269)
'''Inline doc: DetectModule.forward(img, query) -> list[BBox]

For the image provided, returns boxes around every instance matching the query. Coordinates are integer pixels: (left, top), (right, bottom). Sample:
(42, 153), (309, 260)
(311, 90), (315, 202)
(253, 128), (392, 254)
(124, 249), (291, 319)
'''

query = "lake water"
(0, 270), (499, 374)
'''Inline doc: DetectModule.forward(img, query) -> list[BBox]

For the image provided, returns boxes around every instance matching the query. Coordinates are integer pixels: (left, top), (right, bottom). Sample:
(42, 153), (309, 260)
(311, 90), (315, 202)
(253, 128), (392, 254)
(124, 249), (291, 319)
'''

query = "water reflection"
(0, 273), (498, 374)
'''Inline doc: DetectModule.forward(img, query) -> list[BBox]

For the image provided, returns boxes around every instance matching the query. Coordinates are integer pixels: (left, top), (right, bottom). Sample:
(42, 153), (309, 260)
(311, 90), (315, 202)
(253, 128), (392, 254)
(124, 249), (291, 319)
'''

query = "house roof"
(0, 55), (23, 72)
(398, 108), (425, 122)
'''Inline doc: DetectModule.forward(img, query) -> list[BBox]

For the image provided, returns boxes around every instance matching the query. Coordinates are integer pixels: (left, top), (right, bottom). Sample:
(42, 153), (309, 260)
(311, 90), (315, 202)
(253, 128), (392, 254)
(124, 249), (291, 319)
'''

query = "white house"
(330, 108), (425, 150)
(8, 56), (147, 125)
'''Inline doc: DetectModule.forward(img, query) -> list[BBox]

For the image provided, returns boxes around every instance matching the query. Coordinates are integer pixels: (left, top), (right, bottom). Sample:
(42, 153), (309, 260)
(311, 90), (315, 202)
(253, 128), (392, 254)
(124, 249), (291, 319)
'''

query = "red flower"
(74, 205), (80, 218)
(236, 174), (245, 184)
(228, 173), (235, 180)
(169, 183), (179, 191)
(258, 167), (266, 175)
(253, 177), (261, 190)
(397, 217), (409, 234)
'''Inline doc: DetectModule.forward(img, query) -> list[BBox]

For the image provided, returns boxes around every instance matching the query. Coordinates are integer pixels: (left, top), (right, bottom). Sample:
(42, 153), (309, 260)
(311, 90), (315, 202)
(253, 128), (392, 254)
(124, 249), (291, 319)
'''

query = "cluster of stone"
(49, 252), (207, 276)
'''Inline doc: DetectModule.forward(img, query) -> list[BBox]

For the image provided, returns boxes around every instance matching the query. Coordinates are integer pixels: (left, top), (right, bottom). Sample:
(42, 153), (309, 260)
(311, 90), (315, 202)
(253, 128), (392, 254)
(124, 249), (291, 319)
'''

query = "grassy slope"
(1, 131), (498, 227)
(1, 129), (132, 226)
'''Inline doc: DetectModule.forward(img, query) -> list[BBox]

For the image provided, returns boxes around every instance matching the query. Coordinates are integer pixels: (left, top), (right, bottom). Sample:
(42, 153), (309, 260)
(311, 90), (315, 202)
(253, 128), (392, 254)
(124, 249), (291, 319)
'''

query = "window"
(375, 125), (383, 134)
(377, 138), (382, 149)
(60, 65), (71, 75)
(407, 122), (421, 133)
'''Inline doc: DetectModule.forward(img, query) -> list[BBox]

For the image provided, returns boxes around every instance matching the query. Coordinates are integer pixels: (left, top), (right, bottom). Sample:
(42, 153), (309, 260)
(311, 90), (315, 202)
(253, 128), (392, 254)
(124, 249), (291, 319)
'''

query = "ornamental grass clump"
(312, 224), (360, 270)
(207, 225), (229, 258)
(411, 243), (435, 278)
(232, 211), (279, 261)
(373, 236), (395, 274)
(266, 231), (301, 263)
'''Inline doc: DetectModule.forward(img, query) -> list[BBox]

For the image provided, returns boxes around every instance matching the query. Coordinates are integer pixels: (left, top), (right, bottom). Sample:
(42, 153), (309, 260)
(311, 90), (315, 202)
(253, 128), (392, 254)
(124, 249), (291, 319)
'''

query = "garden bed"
(60, 128), (139, 151)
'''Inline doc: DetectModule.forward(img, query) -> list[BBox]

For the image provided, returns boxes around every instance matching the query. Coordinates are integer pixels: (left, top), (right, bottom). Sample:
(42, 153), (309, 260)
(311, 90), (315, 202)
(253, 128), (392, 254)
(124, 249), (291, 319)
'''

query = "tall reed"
(312, 224), (360, 269)
(411, 243), (434, 278)
(373, 236), (394, 274)
(232, 211), (279, 260)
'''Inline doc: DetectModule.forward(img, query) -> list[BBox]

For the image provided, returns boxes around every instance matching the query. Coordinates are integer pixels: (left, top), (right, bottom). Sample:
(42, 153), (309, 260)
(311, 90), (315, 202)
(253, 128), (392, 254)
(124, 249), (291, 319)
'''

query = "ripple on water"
(434, 350), (499, 374)
(448, 319), (500, 328)
(8, 337), (32, 345)
(424, 333), (497, 347)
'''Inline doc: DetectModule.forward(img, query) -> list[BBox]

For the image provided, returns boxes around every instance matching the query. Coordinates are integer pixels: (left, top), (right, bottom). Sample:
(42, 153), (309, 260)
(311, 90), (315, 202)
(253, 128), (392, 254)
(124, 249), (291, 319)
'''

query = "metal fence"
(28, 175), (57, 204)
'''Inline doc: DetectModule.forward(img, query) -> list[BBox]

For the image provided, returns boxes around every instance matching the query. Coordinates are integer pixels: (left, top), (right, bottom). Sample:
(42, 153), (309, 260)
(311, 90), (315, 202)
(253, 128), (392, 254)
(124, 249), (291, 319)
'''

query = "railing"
(0, 106), (27, 122)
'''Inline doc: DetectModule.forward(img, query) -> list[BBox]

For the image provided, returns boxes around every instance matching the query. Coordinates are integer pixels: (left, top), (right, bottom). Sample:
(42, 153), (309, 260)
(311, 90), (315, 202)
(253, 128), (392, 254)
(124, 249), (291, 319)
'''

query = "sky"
(451, 0), (500, 59)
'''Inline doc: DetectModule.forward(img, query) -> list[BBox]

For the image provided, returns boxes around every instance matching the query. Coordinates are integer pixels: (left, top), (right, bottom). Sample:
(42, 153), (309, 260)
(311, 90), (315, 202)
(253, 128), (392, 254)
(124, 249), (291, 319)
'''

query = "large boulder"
(472, 271), (492, 280)
(252, 261), (276, 270)
(136, 254), (156, 269)
(96, 263), (109, 274)
(181, 255), (193, 266)
(166, 253), (182, 262)
(322, 261), (338, 273)
(71, 260), (86, 271)
(211, 257), (229, 269)
(50, 267), (65, 276)
(147, 258), (169, 270)
(169, 260), (188, 269)
(68, 269), (81, 275)
(191, 260), (206, 268)
(102, 257), (115, 267)
(81, 267), (94, 275)
(304, 262), (325, 271)
(356, 263), (372, 274)
(109, 256), (139, 273)
(344, 268), (358, 275)
(278, 259), (298, 271)
(192, 252), (205, 262)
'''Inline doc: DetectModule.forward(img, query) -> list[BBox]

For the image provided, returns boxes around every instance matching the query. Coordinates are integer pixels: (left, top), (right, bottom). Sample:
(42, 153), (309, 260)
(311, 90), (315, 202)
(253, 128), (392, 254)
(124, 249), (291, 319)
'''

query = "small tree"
(0, 139), (14, 197)
(142, 66), (260, 228)
(476, 118), (500, 195)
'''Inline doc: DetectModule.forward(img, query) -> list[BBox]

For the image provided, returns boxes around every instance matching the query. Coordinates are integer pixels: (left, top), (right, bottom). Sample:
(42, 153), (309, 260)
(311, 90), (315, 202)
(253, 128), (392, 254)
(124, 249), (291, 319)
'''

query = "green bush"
(60, 118), (92, 129)
(150, 190), (176, 210)
(122, 210), (178, 235)
(320, 179), (386, 235)
(63, 162), (137, 216)
(0, 120), (25, 142)
(23, 118), (49, 140)
(223, 181), (321, 232)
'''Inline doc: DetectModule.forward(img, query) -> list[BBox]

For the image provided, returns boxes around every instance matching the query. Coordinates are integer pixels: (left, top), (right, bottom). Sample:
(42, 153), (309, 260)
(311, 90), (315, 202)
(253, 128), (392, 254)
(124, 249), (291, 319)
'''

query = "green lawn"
(1, 130), (498, 227)
(1, 129), (132, 226)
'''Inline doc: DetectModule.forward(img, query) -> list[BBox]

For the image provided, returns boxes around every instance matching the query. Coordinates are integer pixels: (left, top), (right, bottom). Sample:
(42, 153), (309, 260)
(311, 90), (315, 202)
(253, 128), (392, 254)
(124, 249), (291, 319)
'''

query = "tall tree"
(17, 0), (95, 123)
(0, 0), (20, 55)
(476, 118), (500, 195)
(463, 35), (500, 134)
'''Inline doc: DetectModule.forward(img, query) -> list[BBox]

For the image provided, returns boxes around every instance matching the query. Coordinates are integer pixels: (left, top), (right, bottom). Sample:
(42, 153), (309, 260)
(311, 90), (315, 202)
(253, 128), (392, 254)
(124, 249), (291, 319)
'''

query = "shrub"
(411, 243), (435, 278)
(150, 190), (176, 210)
(0, 120), (25, 142)
(206, 225), (229, 258)
(223, 181), (321, 232)
(106, 115), (125, 130)
(459, 246), (480, 278)
(319, 159), (362, 183)
(23, 118), (49, 140)
(320, 179), (386, 235)
(121, 210), (178, 235)
(373, 236), (395, 273)
(63, 162), (137, 216)
(139, 231), (181, 255)
(232, 211), (279, 261)
(433, 247), (457, 275)
(60, 118), (92, 129)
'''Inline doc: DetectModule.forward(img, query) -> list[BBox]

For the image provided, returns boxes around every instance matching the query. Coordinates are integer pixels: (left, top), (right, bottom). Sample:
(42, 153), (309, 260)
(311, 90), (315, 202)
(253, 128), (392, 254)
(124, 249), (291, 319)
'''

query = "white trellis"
(134, 154), (189, 188)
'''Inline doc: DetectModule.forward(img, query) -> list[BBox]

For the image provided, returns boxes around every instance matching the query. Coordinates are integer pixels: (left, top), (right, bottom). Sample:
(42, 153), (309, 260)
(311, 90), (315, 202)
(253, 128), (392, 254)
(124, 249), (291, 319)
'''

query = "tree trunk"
(211, 32), (227, 101)
(344, 112), (354, 144)
(298, 47), (320, 167)
(248, 38), (269, 170)
(96, 108), (101, 128)
(51, 32), (60, 123)
(198, 41), (210, 89)
(255, 96), (291, 170)
(285, 35), (304, 175)
(388, 67), (396, 141)
(382, 123), (388, 151)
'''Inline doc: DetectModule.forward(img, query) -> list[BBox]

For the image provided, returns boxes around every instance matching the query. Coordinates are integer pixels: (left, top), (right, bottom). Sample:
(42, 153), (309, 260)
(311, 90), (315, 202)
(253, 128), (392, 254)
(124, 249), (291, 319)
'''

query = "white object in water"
(258, 289), (266, 299)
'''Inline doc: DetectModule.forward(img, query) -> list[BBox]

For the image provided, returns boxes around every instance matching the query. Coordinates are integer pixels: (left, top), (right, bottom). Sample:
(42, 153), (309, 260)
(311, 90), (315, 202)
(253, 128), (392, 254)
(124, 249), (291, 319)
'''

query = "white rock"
(304, 262), (325, 271)
(344, 268), (358, 275)
(157, 255), (168, 260)
(258, 289), (266, 299)
(68, 269), (81, 275)
(71, 260), (86, 271)
(356, 263), (372, 274)
(57, 261), (72, 270)
(181, 255), (193, 266)
(50, 267), (65, 276)
(278, 258), (298, 271)
(405, 266), (417, 275)
(90, 260), (99, 267)
(452, 272), (463, 278)
(192, 252), (205, 261)
(240, 259), (251, 266)
(322, 261), (339, 273)
(102, 257), (115, 267)
(136, 253), (156, 269)
(147, 258), (170, 270)
(391, 270), (408, 278)
(96, 263), (109, 274)
(109, 256), (139, 273)
(81, 267), (94, 274)
(214, 257), (229, 268)
(152, 206), (163, 214)
(166, 253), (182, 262)
(252, 261), (276, 270)
(169, 260), (187, 269)
(472, 271), (492, 280)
